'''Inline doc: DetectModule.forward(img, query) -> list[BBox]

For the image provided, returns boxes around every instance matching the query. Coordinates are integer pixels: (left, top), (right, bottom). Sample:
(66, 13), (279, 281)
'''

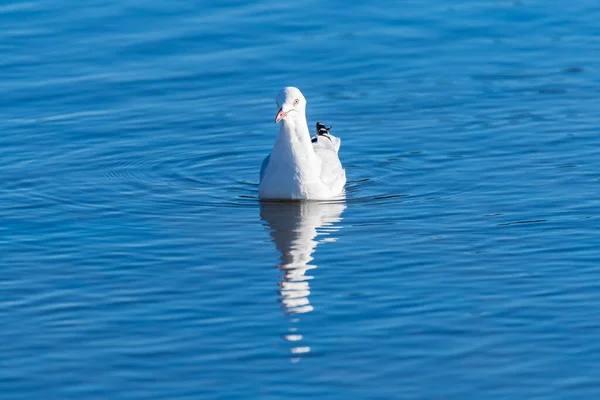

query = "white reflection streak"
(260, 201), (345, 360)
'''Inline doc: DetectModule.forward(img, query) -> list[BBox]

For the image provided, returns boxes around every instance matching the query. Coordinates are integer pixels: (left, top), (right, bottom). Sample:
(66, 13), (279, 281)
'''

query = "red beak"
(275, 108), (288, 124)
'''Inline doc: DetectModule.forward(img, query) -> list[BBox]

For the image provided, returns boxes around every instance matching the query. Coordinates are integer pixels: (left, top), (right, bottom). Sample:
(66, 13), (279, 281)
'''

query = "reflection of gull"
(260, 200), (345, 359)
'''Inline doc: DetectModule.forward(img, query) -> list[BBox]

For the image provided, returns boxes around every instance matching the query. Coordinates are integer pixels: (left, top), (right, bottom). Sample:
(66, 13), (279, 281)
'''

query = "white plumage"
(259, 87), (346, 200)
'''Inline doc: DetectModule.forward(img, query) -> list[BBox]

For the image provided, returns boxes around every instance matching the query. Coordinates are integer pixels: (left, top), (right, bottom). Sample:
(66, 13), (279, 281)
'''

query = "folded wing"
(312, 122), (346, 193)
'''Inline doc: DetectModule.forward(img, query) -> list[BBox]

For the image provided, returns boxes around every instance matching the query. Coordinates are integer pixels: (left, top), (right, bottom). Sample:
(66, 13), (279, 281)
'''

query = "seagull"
(259, 87), (346, 200)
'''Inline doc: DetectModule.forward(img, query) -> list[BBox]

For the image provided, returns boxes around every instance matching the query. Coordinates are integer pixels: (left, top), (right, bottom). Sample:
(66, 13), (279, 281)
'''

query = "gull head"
(275, 87), (306, 124)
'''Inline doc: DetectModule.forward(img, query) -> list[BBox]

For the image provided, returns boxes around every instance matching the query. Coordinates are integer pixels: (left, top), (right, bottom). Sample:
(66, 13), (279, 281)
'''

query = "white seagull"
(259, 87), (346, 200)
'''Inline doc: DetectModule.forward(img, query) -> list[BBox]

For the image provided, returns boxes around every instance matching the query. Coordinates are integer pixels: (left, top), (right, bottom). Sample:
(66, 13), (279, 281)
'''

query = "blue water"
(2, 0), (600, 398)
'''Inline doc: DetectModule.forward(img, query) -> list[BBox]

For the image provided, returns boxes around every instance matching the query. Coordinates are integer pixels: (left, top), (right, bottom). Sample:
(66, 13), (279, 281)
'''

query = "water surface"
(2, 0), (600, 399)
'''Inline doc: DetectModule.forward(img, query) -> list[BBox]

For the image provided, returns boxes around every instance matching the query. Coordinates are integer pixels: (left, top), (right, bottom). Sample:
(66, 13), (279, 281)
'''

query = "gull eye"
(293, 98), (299, 106)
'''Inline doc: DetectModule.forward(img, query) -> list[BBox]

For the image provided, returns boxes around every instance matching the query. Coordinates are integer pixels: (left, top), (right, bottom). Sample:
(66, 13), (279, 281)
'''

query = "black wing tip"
(314, 122), (334, 144)
(315, 122), (332, 136)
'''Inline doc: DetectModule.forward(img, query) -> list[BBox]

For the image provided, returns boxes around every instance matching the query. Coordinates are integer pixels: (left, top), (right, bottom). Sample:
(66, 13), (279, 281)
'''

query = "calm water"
(2, 0), (600, 398)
